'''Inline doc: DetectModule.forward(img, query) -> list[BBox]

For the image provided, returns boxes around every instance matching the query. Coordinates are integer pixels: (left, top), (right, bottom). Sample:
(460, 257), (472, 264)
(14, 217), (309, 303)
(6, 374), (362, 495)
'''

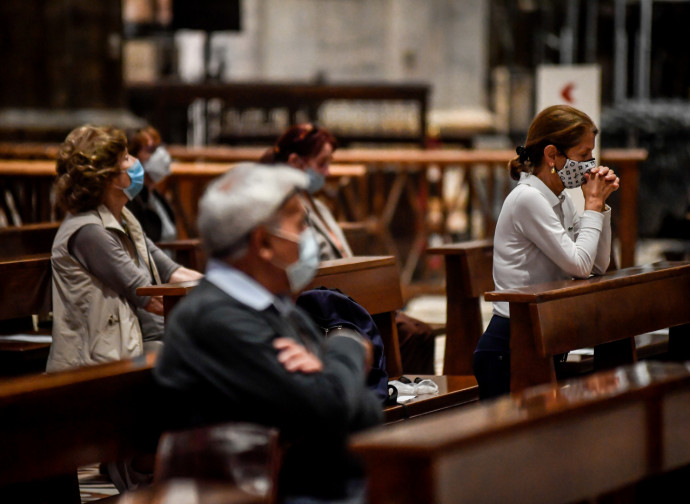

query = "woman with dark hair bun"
(261, 123), (437, 375)
(474, 105), (620, 400)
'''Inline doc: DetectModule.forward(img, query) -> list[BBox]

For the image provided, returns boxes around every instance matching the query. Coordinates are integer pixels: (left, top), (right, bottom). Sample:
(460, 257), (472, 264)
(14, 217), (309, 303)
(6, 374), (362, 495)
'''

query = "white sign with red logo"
(536, 64), (602, 212)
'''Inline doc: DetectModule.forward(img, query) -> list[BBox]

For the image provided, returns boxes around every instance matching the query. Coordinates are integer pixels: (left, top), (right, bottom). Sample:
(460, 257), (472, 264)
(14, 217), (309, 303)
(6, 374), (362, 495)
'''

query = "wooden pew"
(138, 257), (405, 373)
(484, 261), (690, 394)
(0, 254), (52, 375)
(426, 240), (493, 375)
(155, 238), (206, 271)
(0, 221), (60, 259)
(0, 353), (159, 504)
(0, 218), (203, 271)
(428, 241), (673, 380)
(350, 360), (690, 504)
(137, 256), (480, 422)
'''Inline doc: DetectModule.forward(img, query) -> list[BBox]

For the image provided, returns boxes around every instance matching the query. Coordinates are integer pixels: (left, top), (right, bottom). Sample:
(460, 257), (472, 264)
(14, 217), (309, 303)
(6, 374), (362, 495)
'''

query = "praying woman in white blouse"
(474, 105), (620, 400)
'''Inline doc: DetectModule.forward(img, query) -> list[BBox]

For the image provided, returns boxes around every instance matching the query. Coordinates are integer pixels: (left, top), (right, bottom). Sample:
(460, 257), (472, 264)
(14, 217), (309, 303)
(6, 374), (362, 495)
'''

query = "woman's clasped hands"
(583, 165), (620, 212)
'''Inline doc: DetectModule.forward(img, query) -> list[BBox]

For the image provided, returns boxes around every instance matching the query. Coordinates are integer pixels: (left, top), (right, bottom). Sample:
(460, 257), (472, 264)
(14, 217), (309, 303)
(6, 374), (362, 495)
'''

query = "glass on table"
(154, 422), (280, 502)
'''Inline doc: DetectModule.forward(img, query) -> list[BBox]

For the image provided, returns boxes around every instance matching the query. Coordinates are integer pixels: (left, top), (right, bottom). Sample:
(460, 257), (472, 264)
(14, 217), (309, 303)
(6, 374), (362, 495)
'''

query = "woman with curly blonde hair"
(47, 125), (201, 373)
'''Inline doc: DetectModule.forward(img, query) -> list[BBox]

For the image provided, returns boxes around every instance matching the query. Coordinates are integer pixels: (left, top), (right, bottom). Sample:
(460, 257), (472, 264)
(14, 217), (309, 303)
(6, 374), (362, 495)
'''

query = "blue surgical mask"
(305, 168), (326, 194)
(558, 157), (596, 189)
(122, 159), (145, 200)
(270, 227), (320, 293)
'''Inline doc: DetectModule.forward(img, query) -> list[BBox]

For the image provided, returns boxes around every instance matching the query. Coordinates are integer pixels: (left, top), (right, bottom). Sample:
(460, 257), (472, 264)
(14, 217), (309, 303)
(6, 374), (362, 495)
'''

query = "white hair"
(197, 162), (308, 259)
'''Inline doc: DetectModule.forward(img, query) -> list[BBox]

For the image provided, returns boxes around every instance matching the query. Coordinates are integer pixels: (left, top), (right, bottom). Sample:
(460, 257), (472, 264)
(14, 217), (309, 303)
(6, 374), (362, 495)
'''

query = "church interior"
(1, 1), (690, 503)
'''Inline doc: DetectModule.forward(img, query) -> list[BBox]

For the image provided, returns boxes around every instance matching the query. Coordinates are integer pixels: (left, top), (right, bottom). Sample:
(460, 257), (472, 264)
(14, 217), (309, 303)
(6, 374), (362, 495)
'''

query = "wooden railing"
(0, 145), (647, 288)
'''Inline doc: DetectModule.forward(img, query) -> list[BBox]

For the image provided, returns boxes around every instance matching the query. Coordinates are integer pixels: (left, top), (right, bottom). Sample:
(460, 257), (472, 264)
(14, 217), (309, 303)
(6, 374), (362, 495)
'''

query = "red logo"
(560, 83), (575, 103)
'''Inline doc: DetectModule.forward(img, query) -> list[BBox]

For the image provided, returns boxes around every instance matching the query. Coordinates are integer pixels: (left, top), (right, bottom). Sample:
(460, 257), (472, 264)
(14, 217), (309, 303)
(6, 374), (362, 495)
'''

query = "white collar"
(518, 171), (565, 207)
(205, 258), (277, 311)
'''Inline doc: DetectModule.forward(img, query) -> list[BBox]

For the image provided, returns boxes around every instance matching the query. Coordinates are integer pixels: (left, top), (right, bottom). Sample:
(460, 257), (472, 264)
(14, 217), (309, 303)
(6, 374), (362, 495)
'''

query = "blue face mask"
(305, 168), (326, 194)
(122, 159), (145, 200)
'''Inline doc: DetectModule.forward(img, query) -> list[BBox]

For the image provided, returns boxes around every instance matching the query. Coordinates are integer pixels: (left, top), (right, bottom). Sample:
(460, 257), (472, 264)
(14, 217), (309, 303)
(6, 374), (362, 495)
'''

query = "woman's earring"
(550, 165), (556, 174)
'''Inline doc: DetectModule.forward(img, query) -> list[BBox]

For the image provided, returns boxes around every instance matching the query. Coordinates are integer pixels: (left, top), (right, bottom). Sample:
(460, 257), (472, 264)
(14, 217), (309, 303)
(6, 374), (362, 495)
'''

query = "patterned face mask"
(558, 158), (596, 189)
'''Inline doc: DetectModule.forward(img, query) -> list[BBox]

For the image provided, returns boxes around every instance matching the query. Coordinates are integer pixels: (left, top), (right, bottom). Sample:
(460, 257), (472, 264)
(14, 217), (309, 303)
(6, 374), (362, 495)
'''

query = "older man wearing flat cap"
(154, 163), (382, 504)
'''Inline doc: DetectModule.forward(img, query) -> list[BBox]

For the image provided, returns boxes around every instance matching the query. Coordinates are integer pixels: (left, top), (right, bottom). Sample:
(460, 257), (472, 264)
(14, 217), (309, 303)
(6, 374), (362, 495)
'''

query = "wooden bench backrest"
(0, 254), (53, 376)
(427, 240), (494, 375)
(488, 262), (690, 356)
(0, 254), (52, 321)
(350, 360), (690, 504)
(138, 256), (406, 378)
(427, 240), (621, 376)
(306, 256), (405, 377)
(0, 222), (60, 260)
(0, 353), (158, 487)
(484, 261), (690, 393)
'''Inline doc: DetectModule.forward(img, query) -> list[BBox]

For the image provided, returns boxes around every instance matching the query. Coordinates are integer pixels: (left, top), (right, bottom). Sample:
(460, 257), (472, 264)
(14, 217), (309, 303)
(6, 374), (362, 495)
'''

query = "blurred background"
(0, 0), (688, 244)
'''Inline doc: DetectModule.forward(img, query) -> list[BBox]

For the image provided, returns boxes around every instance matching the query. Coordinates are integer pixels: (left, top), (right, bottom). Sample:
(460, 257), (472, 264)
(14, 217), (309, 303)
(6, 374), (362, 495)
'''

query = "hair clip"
(516, 145), (530, 163)
(295, 123), (320, 142)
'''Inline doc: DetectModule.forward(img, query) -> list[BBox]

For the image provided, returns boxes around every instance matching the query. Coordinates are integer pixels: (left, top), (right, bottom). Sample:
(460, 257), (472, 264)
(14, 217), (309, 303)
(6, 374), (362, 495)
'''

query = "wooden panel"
(436, 404), (646, 504)
(662, 388), (690, 470)
(308, 256), (403, 315)
(0, 353), (158, 486)
(532, 272), (690, 356)
(351, 361), (690, 504)
(0, 254), (51, 320)
(427, 240), (493, 375)
(0, 0), (122, 111)
(0, 222), (60, 259)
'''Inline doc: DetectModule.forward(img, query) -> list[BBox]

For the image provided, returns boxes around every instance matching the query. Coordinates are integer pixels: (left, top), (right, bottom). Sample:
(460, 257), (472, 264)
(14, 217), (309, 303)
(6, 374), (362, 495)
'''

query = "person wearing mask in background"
(126, 126), (177, 244)
(474, 105), (620, 400)
(260, 124), (350, 259)
(47, 125), (202, 374)
(154, 163), (382, 504)
(260, 123), (436, 375)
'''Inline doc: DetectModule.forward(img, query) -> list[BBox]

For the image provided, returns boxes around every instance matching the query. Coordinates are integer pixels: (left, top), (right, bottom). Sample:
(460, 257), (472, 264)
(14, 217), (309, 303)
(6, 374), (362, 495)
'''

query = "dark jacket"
(153, 279), (382, 500)
(126, 186), (176, 242)
(296, 287), (388, 401)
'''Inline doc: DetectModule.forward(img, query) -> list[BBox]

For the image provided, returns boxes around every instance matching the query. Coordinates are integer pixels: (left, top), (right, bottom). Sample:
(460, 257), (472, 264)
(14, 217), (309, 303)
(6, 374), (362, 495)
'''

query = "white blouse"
(492, 172), (611, 318)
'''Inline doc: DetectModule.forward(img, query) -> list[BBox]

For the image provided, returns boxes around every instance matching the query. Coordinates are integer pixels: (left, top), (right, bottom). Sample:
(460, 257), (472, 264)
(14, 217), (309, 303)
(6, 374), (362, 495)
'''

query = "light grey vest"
(47, 205), (159, 372)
